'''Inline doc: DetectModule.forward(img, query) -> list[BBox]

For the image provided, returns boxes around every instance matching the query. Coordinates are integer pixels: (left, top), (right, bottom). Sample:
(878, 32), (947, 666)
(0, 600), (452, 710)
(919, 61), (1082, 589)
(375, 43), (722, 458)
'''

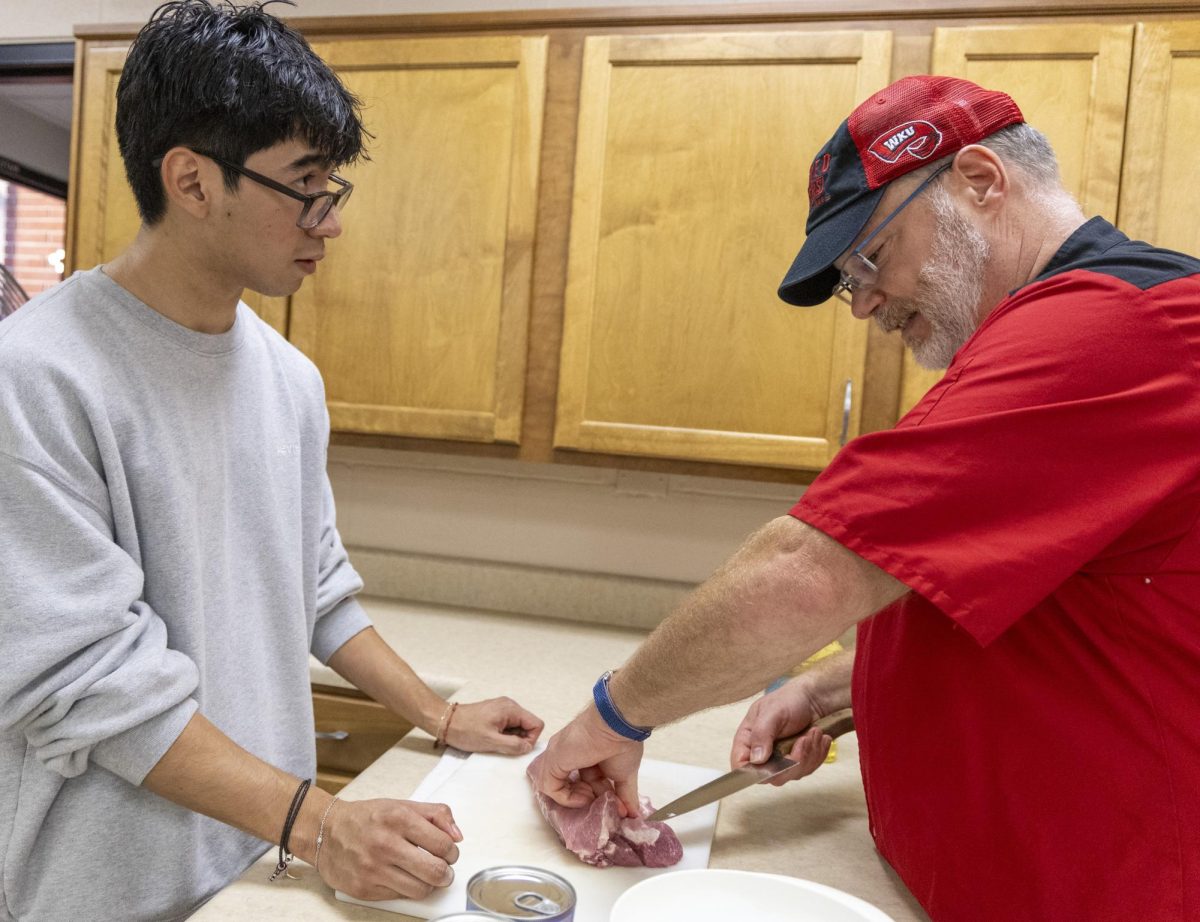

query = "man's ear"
(949, 145), (1007, 211)
(158, 147), (216, 220)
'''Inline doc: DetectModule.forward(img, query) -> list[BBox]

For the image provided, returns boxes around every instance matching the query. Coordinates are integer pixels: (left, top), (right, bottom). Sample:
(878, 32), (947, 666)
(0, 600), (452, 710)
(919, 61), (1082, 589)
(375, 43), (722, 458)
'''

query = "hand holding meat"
(730, 677), (832, 786)
(527, 763), (683, 868)
(445, 697), (545, 755)
(528, 704), (645, 817)
(314, 798), (462, 901)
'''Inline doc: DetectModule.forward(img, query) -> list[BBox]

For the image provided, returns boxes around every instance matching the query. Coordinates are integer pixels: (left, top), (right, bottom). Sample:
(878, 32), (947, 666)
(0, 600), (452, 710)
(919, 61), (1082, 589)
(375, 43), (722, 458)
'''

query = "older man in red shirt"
(531, 75), (1200, 921)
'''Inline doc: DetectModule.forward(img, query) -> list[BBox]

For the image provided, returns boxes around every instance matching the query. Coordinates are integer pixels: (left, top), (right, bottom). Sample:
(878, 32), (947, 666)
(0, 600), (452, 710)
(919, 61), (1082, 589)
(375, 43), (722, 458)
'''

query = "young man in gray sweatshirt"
(0, 3), (544, 919)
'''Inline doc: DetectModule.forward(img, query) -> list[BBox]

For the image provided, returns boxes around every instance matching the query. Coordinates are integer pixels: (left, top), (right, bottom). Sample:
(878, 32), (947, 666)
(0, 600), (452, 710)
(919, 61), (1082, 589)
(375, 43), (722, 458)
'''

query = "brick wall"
(2, 179), (66, 300)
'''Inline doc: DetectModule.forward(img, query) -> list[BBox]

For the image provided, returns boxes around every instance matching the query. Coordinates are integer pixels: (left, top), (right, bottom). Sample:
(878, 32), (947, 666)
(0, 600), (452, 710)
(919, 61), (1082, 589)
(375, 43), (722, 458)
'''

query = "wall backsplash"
(329, 445), (802, 583)
(328, 445), (805, 625)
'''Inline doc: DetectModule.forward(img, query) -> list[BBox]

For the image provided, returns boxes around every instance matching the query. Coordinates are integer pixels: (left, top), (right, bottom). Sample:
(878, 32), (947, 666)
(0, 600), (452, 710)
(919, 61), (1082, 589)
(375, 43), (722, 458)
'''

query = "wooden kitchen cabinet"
(553, 31), (890, 469)
(312, 684), (415, 794)
(1118, 21), (1200, 257)
(70, 47), (140, 288)
(67, 45), (289, 334)
(70, 3), (1200, 480)
(898, 23), (1135, 414)
(293, 35), (547, 444)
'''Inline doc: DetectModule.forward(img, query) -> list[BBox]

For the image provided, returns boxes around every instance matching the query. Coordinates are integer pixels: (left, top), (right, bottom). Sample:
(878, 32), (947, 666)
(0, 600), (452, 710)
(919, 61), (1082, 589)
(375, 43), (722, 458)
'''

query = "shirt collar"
(1029, 215), (1128, 285)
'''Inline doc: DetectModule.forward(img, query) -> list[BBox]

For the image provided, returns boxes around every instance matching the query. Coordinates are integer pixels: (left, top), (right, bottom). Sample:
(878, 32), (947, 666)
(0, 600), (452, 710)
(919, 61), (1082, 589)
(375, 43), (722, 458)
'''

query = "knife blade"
(645, 708), (854, 822)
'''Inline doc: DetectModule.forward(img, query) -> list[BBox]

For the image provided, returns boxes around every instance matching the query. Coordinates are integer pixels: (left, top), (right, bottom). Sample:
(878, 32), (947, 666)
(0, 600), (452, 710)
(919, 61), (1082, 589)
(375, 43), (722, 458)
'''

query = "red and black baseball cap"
(778, 75), (1024, 307)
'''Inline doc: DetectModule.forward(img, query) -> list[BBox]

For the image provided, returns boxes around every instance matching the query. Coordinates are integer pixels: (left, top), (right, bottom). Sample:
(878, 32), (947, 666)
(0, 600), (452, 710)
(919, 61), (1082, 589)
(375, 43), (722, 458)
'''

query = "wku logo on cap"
(868, 120), (943, 164)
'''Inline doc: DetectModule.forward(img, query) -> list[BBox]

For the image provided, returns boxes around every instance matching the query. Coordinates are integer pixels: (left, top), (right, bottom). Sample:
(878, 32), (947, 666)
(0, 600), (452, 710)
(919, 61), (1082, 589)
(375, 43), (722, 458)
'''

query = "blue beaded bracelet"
(593, 670), (652, 741)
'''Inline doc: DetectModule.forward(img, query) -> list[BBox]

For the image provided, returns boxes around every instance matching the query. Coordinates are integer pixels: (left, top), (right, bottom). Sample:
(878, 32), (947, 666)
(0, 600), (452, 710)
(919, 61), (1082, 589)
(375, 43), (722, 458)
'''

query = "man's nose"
(309, 205), (343, 239)
(850, 286), (885, 320)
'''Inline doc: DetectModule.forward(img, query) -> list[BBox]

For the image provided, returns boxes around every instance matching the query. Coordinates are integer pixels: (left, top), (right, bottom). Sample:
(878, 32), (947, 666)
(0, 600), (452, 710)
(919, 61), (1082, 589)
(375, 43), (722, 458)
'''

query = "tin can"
(466, 866), (577, 921)
(430, 913), (506, 921)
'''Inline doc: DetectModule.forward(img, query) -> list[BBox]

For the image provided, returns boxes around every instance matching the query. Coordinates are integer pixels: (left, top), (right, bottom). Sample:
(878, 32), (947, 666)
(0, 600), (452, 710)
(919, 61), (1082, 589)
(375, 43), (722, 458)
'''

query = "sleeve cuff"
(91, 698), (200, 786)
(311, 595), (372, 663)
(790, 505), (995, 647)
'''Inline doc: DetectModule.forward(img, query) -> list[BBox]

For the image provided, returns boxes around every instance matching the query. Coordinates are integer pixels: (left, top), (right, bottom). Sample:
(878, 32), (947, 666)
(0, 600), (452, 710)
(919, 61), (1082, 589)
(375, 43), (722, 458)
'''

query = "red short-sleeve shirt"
(793, 219), (1200, 921)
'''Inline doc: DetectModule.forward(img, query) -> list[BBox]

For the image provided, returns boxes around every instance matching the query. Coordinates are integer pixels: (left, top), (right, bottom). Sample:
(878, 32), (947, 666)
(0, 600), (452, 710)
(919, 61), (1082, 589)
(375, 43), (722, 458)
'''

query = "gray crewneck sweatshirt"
(0, 268), (371, 921)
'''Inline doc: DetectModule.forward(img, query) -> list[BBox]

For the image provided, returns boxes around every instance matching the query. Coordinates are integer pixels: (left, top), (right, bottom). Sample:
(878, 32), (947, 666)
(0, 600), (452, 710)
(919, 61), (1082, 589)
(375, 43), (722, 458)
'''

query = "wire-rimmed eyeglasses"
(831, 163), (951, 305)
(152, 150), (354, 230)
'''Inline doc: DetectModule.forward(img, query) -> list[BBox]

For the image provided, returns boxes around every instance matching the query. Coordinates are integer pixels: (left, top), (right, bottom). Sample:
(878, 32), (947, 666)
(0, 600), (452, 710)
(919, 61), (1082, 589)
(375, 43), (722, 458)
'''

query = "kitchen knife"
(645, 708), (854, 822)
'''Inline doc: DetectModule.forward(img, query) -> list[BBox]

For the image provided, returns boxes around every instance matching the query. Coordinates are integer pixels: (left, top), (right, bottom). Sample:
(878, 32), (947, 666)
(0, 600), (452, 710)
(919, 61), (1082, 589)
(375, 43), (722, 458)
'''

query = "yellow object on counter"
(788, 640), (845, 764)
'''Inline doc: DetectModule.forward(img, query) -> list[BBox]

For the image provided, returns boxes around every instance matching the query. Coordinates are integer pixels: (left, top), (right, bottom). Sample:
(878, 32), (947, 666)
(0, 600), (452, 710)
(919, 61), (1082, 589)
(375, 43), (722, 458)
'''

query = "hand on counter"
(528, 703), (645, 818)
(445, 696), (545, 755)
(311, 796), (462, 901)
(730, 677), (832, 786)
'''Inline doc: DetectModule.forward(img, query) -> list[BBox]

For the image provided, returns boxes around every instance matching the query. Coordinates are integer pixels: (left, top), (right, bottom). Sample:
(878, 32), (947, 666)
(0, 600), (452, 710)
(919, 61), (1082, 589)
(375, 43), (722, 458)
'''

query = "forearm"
(142, 711), (332, 864)
(611, 516), (902, 728)
(326, 627), (446, 735)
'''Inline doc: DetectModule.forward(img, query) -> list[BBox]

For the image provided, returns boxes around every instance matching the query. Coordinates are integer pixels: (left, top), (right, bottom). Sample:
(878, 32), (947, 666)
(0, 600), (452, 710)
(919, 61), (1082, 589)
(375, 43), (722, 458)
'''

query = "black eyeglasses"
(152, 150), (354, 229)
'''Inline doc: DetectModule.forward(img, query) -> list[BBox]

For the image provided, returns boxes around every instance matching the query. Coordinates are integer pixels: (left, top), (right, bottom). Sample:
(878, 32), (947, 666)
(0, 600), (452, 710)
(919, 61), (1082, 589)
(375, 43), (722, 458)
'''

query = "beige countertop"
(193, 597), (929, 922)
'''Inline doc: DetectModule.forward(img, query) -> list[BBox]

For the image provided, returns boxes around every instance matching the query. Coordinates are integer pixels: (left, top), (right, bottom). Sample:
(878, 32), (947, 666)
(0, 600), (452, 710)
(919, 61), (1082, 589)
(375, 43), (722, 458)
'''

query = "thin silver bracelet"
(314, 795), (339, 874)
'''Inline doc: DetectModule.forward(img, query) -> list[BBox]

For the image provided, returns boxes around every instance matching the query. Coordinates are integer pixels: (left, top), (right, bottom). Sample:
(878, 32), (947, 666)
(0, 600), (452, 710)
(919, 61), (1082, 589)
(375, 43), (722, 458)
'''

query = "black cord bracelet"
(268, 778), (312, 882)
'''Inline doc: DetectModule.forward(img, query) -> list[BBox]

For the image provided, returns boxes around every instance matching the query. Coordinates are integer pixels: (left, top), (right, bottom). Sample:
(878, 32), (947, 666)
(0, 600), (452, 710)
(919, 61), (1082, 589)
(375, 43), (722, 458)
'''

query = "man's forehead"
(856, 175), (927, 244)
(289, 149), (336, 171)
(249, 140), (334, 172)
(832, 175), (924, 269)
(837, 204), (890, 264)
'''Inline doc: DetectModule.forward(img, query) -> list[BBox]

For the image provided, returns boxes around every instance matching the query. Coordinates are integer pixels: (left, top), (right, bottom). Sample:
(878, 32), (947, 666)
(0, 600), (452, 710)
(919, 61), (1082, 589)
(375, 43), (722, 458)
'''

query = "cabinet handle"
(840, 379), (853, 447)
(315, 730), (349, 741)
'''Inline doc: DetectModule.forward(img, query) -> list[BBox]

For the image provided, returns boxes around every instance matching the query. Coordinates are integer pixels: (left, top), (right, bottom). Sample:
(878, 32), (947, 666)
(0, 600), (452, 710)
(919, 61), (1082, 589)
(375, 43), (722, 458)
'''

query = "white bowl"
(610, 869), (895, 922)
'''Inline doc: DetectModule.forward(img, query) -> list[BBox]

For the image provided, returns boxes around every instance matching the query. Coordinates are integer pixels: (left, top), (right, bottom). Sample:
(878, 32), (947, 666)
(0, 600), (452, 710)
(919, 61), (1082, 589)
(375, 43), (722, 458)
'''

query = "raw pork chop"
(527, 765), (683, 868)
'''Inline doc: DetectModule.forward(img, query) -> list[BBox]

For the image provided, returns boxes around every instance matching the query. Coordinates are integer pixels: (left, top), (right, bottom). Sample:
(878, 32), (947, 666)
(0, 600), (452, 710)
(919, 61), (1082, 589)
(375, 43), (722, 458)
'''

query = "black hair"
(116, 0), (368, 225)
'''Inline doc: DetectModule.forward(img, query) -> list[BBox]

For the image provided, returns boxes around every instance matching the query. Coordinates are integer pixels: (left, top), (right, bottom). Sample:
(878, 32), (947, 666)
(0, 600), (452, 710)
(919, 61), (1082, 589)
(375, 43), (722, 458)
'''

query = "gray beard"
(876, 188), (991, 370)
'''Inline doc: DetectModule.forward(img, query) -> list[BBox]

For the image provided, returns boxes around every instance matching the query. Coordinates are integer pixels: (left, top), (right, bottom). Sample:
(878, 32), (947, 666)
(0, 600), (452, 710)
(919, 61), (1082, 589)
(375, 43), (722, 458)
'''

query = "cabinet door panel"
(934, 25), (1132, 221)
(69, 45), (288, 334)
(1119, 22), (1200, 255)
(71, 47), (140, 275)
(898, 24), (1134, 414)
(555, 31), (891, 469)
(296, 36), (547, 443)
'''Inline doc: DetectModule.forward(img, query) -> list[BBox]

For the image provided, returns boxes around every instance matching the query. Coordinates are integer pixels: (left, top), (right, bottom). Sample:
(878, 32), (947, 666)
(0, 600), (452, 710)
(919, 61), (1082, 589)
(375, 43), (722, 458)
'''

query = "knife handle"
(773, 708), (855, 759)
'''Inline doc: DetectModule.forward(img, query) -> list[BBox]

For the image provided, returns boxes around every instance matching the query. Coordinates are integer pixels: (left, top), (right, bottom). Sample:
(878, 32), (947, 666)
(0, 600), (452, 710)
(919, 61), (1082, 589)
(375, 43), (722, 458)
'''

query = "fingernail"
(451, 823), (463, 839)
(751, 746), (764, 762)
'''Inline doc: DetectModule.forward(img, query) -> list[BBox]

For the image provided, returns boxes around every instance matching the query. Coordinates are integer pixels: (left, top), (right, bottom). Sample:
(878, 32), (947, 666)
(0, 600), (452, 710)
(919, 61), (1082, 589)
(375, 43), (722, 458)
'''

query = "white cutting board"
(337, 746), (722, 921)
